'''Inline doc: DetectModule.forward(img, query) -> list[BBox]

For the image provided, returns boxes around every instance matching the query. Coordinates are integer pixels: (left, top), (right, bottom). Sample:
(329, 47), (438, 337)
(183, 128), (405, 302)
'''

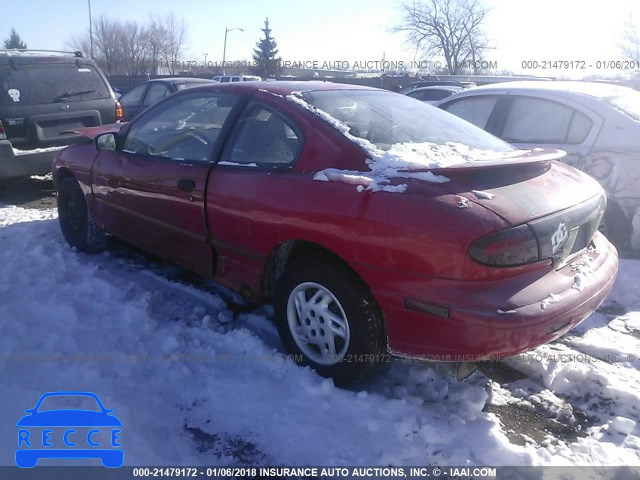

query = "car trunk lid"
(432, 159), (606, 267)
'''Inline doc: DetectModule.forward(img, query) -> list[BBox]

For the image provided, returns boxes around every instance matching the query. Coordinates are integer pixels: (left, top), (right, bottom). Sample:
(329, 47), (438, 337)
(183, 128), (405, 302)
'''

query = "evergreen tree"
(252, 18), (280, 78)
(4, 28), (27, 49)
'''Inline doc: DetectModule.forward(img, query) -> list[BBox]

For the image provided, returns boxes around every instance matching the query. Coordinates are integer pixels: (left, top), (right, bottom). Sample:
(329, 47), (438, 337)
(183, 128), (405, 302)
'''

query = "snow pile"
(570, 255), (594, 292)
(288, 93), (521, 193)
(1, 205), (639, 466)
(12, 145), (66, 156)
(0, 205), (532, 466)
(472, 190), (495, 200)
(541, 293), (561, 310)
(457, 196), (470, 208)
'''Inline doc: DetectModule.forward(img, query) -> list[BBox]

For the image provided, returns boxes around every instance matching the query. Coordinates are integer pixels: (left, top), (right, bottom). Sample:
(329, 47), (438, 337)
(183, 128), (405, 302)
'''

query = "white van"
(212, 75), (261, 83)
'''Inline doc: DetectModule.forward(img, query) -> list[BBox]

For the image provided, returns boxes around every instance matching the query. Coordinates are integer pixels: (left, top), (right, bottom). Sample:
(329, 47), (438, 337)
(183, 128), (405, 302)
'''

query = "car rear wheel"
(57, 177), (107, 252)
(274, 258), (386, 385)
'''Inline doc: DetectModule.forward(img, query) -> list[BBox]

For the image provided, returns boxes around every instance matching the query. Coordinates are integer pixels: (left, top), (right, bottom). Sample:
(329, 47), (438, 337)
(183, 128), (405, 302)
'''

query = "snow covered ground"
(0, 204), (639, 466)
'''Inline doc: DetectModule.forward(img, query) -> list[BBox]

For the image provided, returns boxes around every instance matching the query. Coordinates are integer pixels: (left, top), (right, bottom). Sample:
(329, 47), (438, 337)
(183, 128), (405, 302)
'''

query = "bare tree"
(93, 15), (122, 75)
(67, 15), (188, 76)
(621, 17), (640, 62)
(394, 0), (489, 74)
(161, 14), (188, 75)
(146, 17), (168, 75)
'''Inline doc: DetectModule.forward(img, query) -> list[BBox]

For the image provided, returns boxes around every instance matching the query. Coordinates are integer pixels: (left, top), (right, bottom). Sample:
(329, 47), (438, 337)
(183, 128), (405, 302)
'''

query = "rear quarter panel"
(205, 90), (371, 294)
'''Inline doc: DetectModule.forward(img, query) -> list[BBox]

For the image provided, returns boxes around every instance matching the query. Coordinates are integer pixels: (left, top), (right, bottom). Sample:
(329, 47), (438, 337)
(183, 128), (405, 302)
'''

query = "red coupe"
(52, 82), (618, 384)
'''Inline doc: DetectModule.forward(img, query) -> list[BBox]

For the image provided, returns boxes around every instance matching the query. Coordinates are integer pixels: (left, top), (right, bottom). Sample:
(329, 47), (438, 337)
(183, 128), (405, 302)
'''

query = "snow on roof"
(470, 81), (635, 99)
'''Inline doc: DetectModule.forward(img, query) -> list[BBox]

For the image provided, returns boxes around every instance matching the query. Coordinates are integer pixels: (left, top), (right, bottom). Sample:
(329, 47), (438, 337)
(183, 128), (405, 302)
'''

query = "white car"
(211, 75), (261, 83)
(439, 81), (640, 251)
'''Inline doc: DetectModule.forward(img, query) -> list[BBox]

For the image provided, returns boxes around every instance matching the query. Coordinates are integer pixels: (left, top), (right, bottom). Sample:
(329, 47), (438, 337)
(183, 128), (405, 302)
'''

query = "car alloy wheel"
(275, 257), (386, 385)
(286, 281), (351, 366)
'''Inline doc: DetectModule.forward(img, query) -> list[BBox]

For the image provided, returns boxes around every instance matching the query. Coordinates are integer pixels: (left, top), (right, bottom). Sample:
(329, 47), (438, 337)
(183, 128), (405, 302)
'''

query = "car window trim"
(214, 98), (305, 171)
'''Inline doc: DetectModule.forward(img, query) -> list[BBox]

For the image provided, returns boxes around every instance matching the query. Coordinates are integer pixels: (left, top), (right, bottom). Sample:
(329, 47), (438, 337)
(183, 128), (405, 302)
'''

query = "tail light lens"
(0, 120), (5, 140)
(470, 225), (539, 266)
(115, 101), (124, 122)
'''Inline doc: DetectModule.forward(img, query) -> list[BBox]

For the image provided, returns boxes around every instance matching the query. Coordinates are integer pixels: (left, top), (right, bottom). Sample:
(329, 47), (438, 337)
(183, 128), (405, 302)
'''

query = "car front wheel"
(274, 258), (386, 385)
(57, 177), (107, 252)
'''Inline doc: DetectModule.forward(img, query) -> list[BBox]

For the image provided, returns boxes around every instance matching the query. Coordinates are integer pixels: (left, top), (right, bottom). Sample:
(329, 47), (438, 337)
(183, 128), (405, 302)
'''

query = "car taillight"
(0, 120), (5, 140)
(115, 101), (124, 122)
(469, 225), (539, 267)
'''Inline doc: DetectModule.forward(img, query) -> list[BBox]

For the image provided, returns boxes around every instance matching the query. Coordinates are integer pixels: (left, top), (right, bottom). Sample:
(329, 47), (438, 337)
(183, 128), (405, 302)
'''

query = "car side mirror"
(96, 132), (117, 151)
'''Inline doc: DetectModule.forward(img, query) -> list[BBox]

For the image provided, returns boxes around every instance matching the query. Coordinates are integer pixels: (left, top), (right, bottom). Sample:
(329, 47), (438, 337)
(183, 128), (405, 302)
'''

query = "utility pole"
(222, 27), (243, 75)
(88, 0), (94, 60)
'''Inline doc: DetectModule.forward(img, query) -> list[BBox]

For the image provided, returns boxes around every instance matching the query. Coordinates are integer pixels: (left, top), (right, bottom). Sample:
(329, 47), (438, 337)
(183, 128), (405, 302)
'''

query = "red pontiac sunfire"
(53, 81), (618, 384)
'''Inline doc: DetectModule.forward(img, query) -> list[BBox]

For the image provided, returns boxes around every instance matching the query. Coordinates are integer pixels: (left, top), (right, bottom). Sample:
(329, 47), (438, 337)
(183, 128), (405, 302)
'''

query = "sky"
(2, 0), (640, 76)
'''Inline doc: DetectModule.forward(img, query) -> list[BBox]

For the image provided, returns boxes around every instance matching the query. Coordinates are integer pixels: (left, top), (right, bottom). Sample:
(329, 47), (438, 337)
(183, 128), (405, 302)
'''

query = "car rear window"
(0, 62), (110, 105)
(302, 89), (513, 153)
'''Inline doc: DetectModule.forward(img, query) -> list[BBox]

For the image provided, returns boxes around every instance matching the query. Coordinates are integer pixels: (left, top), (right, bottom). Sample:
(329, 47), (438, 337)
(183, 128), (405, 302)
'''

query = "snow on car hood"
(287, 93), (564, 193)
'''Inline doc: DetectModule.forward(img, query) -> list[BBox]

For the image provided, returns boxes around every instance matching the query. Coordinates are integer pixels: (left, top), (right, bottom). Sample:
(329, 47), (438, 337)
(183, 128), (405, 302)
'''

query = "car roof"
(410, 86), (463, 92)
(463, 80), (634, 99)
(149, 77), (215, 84)
(196, 81), (379, 96)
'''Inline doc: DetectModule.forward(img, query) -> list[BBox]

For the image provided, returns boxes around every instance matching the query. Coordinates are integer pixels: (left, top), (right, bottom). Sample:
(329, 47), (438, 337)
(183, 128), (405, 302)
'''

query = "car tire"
(600, 201), (631, 250)
(57, 177), (107, 253)
(274, 257), (386, 385)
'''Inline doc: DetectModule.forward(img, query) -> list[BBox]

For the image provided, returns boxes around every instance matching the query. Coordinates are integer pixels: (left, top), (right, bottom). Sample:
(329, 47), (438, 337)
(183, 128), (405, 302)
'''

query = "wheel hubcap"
(286, 282), (350, 366)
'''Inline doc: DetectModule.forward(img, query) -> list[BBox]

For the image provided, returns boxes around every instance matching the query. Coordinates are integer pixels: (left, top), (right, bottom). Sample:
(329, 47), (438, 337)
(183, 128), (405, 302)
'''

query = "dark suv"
(0, 50), (120, 179)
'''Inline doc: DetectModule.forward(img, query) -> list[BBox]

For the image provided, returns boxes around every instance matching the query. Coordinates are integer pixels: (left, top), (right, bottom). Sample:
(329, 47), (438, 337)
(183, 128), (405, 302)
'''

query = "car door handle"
(177, 179), (196, 192)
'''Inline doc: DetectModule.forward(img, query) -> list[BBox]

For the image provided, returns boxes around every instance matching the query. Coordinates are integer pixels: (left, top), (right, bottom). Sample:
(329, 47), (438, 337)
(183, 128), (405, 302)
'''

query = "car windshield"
(607, 90), (640, 121)
(302, 89), (513, 153)
(0, 62), (110, 105)
(37, 395), (102, 412)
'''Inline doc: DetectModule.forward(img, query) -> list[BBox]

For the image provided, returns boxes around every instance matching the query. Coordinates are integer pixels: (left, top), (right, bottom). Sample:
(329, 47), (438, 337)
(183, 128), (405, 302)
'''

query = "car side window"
(143, 83), (170, 107)
(501, 96), (591, 144)
(444, 96), (498, 129)
(220, 103), (301, 167)
(122, 92), (239, 162)
(119, 83), (147, 108)
(566, 110), (593, 144)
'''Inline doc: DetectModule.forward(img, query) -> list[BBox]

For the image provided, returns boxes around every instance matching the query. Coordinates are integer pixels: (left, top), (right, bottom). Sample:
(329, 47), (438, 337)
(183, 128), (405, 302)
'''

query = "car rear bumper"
(360, 232), (619, 361)
(0, 140), (65, 179)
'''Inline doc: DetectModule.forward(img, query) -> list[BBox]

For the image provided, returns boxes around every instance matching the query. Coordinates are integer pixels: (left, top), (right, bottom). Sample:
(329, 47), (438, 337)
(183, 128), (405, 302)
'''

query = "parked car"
(400, 79), (474, 94)
(52, 81), (618, 384)
(438, 81), (640, 251)
(0, 50), (120, 179)
(211, 75), (261, 83)
(405, 86), (464, 104)
(118, 78), (215, 122)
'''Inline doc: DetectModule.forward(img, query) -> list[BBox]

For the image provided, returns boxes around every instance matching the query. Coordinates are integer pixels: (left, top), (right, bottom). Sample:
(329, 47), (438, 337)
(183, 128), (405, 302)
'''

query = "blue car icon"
(16, 391), (123, 468)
